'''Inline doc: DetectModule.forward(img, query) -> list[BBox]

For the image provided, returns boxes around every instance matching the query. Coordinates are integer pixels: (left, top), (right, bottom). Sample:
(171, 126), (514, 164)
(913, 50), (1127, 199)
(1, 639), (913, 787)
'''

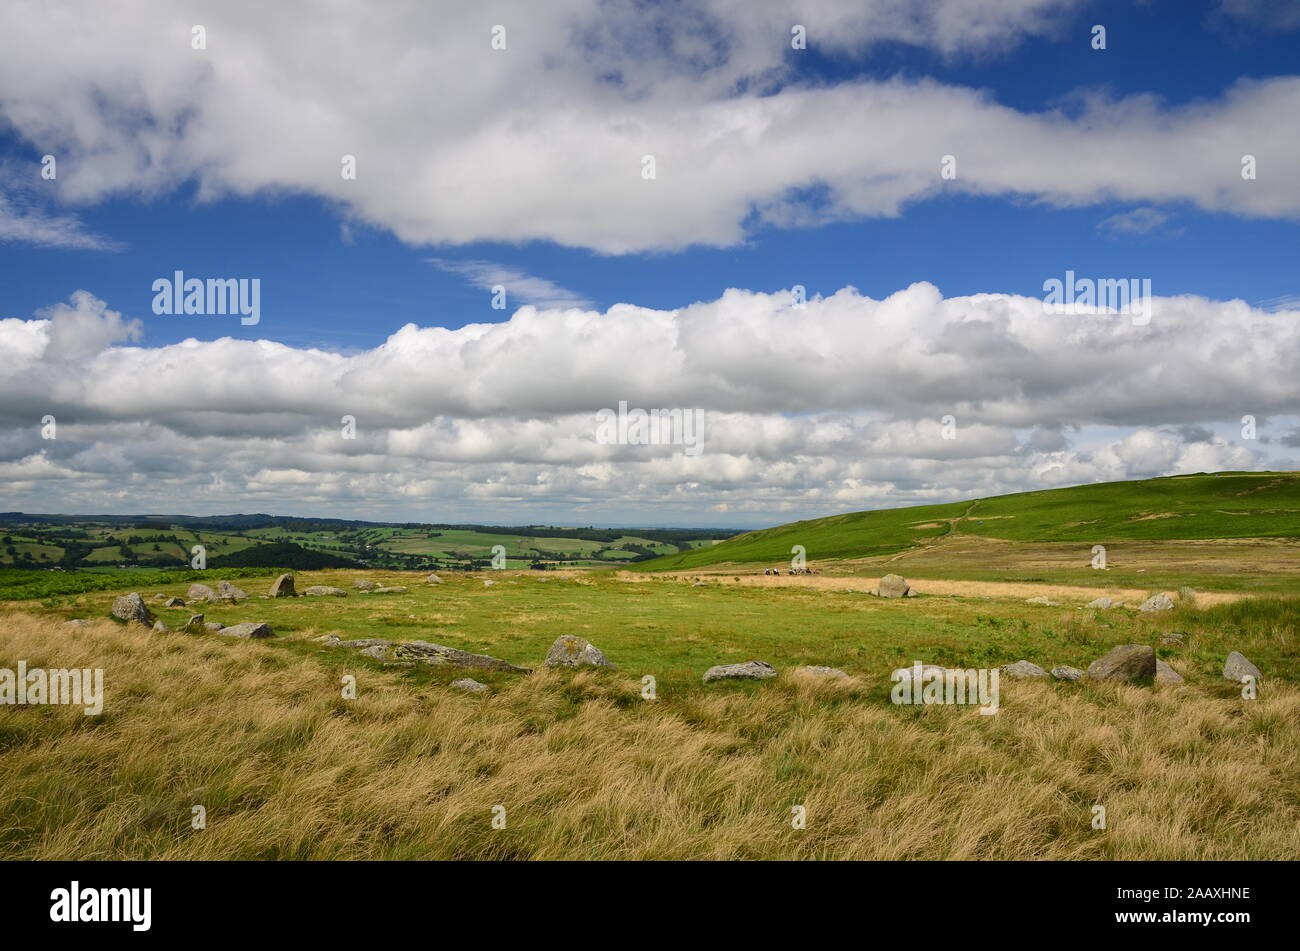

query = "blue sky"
(0, 0), (1297, 525)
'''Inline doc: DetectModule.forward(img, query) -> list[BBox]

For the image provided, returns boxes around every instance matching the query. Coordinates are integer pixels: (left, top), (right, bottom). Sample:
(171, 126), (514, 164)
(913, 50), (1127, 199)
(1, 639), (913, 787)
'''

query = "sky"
(0, 0), (1298, 527)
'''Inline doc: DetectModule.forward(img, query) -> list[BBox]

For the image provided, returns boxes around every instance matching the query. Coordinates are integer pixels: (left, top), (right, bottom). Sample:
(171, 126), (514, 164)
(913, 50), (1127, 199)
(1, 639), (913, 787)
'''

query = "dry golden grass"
(2, 613), (1297, 860)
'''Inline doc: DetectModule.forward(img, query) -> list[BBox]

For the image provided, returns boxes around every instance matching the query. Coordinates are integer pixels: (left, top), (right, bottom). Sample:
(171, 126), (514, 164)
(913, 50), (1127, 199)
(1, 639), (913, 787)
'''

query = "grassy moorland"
(0, 570), (1297, 859)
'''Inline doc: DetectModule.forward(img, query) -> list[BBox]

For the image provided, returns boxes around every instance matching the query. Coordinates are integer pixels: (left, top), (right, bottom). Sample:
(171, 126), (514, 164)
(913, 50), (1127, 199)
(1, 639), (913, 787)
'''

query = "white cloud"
(0, 284), (1291, 522)
(428, 259), (591, 309)
(0, 1), (1295, 253)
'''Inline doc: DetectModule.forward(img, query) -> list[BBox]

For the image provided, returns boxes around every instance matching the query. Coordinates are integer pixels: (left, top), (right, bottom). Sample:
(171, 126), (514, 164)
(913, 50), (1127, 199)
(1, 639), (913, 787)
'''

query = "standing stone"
(1139, 593), (1175, 612)
(702, 660), (778, 683)
(544, 635), (616, 669)
(876, 574), (910, 598)
(1000, 660), (1049, 679)
(1223, 651), (1262, 683)
(1085, 644), (1156, 682)
(219, 622), (274, 639)
(217, 580), (248, 600)
(1155, 660), (1185, 685)
(111, 592), (154, 626)
(187, 583), (217, 601)
(269, 574), (296, 598)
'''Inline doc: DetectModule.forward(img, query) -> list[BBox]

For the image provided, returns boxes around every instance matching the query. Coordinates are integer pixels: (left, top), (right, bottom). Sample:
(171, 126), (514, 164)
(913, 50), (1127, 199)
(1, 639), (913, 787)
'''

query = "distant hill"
(207, 542), (360, 570)
(635, 471), (1300, 571)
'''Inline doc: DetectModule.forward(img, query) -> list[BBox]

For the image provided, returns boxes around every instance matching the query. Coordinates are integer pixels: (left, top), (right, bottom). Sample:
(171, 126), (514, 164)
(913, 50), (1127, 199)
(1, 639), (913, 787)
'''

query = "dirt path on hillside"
(616, 571), (1249, 606)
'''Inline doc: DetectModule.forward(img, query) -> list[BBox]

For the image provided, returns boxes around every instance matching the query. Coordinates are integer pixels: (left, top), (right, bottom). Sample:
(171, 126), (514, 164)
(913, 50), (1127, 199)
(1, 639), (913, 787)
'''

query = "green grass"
(638, 471), (1300, 572)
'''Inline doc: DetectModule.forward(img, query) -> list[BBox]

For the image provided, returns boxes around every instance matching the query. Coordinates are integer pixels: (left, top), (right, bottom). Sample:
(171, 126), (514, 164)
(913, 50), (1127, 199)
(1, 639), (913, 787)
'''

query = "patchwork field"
(1, 568), (1296, 859)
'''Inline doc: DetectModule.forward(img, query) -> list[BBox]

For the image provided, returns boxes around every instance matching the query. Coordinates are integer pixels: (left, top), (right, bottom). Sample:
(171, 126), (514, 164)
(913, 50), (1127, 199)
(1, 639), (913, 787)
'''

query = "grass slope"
(638, 472), (1300, 572)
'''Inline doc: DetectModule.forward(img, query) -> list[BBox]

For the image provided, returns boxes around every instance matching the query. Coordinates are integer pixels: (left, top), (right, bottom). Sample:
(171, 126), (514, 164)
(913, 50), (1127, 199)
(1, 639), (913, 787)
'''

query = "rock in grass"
(1139, 592), (1175, 612)
(1000, 660), (1049, 679)
(426, 573), (443, 584)
(792, 665), (848, 679)
(353, 579), (377, 591)
(269, 573), (296, 598)
(1051, 665), (1084, 682)
(187, 583), (217, 601)
(1155, 660), (1185, 685)
(1085, 644), (1156, 682)
(62, 619), (88, 628)
(165, 597), (185, 607)
(451, 678), (488, 693)
(1223, 651), (1262, 683)
(359, 644), (390, 660)
(703, 660), (777, 683)
(316, 634), (342, 646)
(544, 635), (616, 669)
(111, 592), (154, 626)
(217, 580), (248, 600)
(151, 620), (172, 633)
(182, 614), (206, 635)
(303, 585), (348, 597)
(394, 641), (530, 673)
(203, 621), (224, 633)
(338, 638), (393, 649)
(1025, 596), (1060, 606)
(876, 574), (910, 598)
(1087, 597), (1114, 609)
(219, 621), (274, 639)
(372, 586), (407, 594)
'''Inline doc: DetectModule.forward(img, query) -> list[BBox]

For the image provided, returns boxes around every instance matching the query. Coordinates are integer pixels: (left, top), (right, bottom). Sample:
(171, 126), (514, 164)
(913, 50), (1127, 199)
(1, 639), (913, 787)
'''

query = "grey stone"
(372, 586), (407, 594)
(164, 597), (185, 607)
(1139, 593), (1175, 612)
(1085, 644), (1156, 682)
(451, 678), (489, 693)
(151, 620), (172, 633)
(876, 574), (910, 598)
(352, 579), (377, 590)
(544, 635), (616, 669)
(269, 574), (296, 598)
(182, 614), (206, 635)
(426, 573), (443, 584)
(187, 583), (217, 601)
(338, 638), (393, 649)
(111, 592), (154, 626)
(219, 621), (274, 639)
(217, 580), (248, 600)
(393, 641), (530, 673)
(1155, 660), (1185, 685)
(303, 585), (348, 597)
(62, 619), (88, 628)
(1157, 633), (1185, 647)
(316, 634), (342, 646)
(1025, 596), (1060, 606)
(1223, 651), (1262, 683)
(1087, 597), (1114, 609)
(359, 645), (390, 660)
(792, 665), (848, 679)
(203, 621), (224, 632)
(1000, 660), (1049, 679)
(1051, 665), (1084, 682)
(703, 660), (778, 683)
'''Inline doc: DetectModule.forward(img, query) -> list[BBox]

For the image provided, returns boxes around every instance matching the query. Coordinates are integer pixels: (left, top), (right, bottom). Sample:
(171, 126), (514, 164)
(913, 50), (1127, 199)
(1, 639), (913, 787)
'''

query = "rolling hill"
(635, 471), (1300, 572)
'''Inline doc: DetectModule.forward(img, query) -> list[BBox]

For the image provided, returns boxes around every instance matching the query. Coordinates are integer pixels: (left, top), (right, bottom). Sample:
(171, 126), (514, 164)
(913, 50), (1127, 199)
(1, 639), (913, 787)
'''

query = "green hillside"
(636, 471), (1300, 571)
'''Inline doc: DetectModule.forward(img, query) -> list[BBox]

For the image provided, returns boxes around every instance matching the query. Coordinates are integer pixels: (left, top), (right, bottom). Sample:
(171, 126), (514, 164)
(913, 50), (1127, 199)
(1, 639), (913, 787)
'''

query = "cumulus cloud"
(0, 284), (1291, 521)
(0, 1), (1296, 253)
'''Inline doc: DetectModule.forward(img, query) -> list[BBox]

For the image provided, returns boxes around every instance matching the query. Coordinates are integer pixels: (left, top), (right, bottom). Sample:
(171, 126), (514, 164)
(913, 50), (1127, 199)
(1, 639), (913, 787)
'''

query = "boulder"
(359, 645), (391, 660)
(1025, 596), (1060, 606)
(1223, 651), (1262, 683)
(316, 634), (342, 646)
(1156, 633), (1186, 647)
(151, 620), (172, 633)
(182, 614), (206, 635)
(219, 621), (274, 639)
(1087, 597), (1114, 609)
(269, 574), (296, 598)
(1000, 660), (1049, 679)
(544, 635), (616, 669)
(187, 583), (217, 601)
(1051, 665), (1084, 682)
(338, 638), (393, 649)
(1139, 592), (1175, 612)
(217, 580), (248, 600)
(164, 597), (185, 607)
(876, 574), (910, 598)
(1085, 644), (1156, 682)
(203, 621), (224, 633)
(393, 641), (530, 673)
(372, 586), (407, 594)
(353, 580), (377, 591)
(303, 585), (348, 597)
(111, 592), (154, 626)
(1155, 660), (1185, 685)
(791, 665), (848, 679)
(702, 660), (778, 683)
(451, 678), (489, 693)
(426, 574), (443, 584)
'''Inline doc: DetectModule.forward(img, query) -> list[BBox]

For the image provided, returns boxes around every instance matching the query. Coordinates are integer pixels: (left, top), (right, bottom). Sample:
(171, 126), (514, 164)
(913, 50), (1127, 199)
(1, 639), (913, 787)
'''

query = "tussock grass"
(2, 613), (1296, 860)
